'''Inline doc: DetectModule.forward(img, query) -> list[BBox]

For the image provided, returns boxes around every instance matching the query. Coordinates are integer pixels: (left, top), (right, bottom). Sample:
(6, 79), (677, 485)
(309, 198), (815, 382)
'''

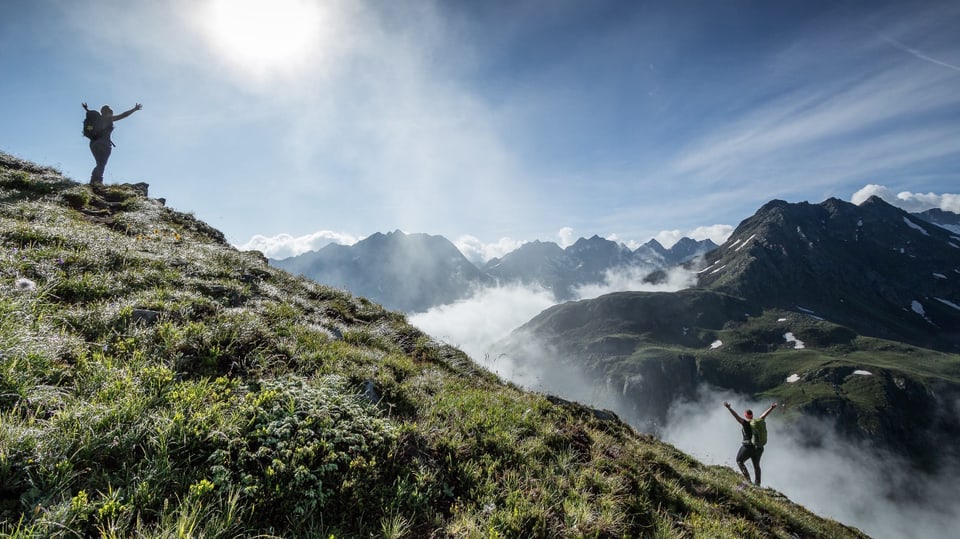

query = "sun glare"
(203, 0), (323, 75)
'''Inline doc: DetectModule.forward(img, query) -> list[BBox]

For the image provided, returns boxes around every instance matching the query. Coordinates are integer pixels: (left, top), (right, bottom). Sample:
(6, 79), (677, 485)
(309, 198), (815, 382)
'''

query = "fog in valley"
(663, 387), (960, 539)
(410, 265), (960, 539)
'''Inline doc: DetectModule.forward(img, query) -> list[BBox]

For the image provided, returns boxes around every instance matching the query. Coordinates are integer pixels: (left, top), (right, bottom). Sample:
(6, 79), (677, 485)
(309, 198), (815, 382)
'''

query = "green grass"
(0, 152), (869, 537)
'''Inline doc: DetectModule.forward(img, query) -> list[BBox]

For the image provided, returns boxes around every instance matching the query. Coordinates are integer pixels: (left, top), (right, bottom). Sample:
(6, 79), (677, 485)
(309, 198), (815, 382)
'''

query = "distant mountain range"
(915, 207), (960, 235)
(271, 232), (717, 312)
(494, 196), (960, 472)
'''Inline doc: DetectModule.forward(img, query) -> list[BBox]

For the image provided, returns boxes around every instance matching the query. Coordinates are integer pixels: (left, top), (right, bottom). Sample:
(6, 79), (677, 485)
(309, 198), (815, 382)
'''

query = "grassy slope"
(0, 153), (867, 538)
(519, 289), (960, 434)
(545, 295), (960, 467)
(692, 308), (960, 397)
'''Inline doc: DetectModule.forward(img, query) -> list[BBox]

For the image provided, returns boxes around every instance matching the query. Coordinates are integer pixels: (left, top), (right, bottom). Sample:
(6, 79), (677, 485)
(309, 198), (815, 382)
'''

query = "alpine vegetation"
(0, 151), (867, 537)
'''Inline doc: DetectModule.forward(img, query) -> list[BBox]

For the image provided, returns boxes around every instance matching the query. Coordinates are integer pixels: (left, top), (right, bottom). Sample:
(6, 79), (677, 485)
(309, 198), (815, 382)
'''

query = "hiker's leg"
(736, 445), (752, 482)
(751, 448), (764, 485)
(90, 140), (111, 185)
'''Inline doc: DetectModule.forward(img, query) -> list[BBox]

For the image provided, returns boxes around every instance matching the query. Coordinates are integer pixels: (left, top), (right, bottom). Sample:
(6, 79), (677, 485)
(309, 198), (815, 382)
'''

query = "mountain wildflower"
(15, 277), (37, 292)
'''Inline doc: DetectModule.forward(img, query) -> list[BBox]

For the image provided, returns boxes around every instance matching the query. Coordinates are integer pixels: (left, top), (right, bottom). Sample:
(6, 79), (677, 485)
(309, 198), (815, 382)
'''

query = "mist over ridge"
(412, 196), (960, 539)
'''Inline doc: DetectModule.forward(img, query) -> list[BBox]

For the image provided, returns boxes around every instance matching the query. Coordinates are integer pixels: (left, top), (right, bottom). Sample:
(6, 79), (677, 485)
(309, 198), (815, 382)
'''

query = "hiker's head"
(745, 409), (754, 419)
(100, 105), (113, 117)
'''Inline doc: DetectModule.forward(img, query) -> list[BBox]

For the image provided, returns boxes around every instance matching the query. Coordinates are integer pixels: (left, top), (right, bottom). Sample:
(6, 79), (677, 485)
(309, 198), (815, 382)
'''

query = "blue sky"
(2, 0), (959, 262)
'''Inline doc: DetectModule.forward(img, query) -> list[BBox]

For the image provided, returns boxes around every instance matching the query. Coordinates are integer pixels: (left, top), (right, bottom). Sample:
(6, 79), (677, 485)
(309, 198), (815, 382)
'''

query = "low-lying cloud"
(575, 264), (698, 300)
(851, 184), (960, 213)
(408, 282), (556, 365)
(662, 386), (960, 539)
(453, 235), (528, 266)
(410, 263), (698, 378)
(653, 224), (734, 249)
(237, 230), (361, 259)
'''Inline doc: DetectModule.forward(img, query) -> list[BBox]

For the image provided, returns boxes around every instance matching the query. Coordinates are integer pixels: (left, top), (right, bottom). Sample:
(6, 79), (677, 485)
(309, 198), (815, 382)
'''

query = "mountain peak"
(699, 197), (960, 351)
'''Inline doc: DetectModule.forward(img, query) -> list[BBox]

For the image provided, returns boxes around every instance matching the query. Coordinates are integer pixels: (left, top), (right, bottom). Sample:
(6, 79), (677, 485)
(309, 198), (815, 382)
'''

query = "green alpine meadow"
(0, 151), (869, 537)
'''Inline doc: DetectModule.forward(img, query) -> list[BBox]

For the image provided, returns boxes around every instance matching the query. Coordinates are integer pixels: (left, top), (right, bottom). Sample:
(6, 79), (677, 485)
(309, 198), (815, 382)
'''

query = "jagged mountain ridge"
(273, 232), (717, 312)
(698, 197), (960, 350)
(273, 230), (491, 313)
(915, 207), (960, 235)
(0, 150), (869, 537)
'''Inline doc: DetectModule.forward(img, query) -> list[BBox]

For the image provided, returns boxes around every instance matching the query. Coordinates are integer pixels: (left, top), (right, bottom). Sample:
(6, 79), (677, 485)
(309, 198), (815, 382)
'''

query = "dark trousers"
(90, 138), (112, 184)
(736, 443), (764, 485)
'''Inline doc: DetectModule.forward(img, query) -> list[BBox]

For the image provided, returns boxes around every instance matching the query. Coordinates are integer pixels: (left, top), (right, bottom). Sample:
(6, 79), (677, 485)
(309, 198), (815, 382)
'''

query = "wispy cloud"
(877, 34), (960, 73)
(665, 3), (960, 206)
(454, 235), (527, 265)
(670, 68), (960, 191)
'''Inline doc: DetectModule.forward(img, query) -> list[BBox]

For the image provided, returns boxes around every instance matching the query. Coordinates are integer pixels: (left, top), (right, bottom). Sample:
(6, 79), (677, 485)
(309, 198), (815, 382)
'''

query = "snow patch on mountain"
(912, 300), (938, 326)
(784, 332), (805, 349)
(734, 234), (756, 252)
(935, 297), (960, 311)
(903, 217), (930, 236)
(697, 263), (717, 274)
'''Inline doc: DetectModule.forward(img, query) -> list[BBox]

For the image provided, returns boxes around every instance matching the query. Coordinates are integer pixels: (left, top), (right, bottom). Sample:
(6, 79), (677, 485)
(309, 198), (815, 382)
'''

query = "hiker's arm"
(723, 402), (745, 423)
(82, 102), (89, 111)
(759, 402), (778, 420)
(112, 103), (142, 121)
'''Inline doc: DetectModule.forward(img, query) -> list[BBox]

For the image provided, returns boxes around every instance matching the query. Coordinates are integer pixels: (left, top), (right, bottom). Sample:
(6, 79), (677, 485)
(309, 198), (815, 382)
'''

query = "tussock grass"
(0, 153), (868, 537)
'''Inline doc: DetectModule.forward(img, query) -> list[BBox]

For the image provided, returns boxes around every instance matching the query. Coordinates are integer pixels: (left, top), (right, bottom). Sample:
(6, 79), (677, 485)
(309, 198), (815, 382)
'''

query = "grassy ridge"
(0, 153), (866, 537)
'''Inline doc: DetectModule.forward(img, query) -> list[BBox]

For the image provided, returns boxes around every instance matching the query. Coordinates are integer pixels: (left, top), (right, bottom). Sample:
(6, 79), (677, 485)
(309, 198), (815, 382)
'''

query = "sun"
(201, 0), (323, 75)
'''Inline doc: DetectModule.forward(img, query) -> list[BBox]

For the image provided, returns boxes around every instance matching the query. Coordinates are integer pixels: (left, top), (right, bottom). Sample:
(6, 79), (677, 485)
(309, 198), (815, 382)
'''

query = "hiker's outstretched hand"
(82, 102), (89, 111)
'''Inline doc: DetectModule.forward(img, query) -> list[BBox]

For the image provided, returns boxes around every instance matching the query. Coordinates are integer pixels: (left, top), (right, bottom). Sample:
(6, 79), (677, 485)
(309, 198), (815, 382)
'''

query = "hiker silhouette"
(82, 102), (142, 185)
(724, 401), (777, 486)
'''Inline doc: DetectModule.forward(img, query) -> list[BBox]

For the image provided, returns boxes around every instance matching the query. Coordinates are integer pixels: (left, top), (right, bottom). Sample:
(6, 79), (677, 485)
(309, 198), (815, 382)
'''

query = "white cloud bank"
(410, 264), (698, 365)
(653, 224), (734, 249)
(454, 235), (528, 266)
(851, 184), (960, 213)
(237, 230), (360, 259)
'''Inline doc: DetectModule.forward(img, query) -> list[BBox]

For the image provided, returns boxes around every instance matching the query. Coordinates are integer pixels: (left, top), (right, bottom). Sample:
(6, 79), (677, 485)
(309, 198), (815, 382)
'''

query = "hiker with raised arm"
(82, 102), (142, 185)
(724, 401), (777, 486)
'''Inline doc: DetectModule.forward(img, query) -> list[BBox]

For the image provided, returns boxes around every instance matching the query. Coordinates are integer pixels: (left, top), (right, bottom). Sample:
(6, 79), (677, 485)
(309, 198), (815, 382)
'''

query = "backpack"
(83, 110), (104, 140)
(750, 418), (767, 447)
